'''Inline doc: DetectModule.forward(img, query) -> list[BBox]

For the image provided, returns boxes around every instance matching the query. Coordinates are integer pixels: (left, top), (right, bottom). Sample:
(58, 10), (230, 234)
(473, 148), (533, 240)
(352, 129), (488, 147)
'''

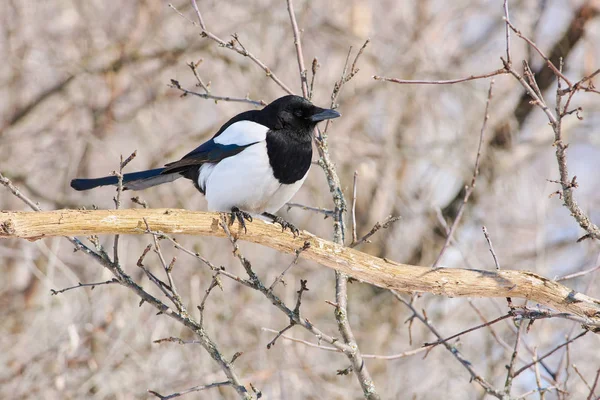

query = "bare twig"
(503, 0), (511, 65)
(269, 241), (310, 291)
(286, 0), (308, 97)
(432, 80), (494, 268)
(573, 364), (595, 393)
(586, 368), (600, 400)
(351, 216), (401, 248)
(512, 331), (588, 378)
(504, 320), (524, 395)
(261, 327), (434, 359)
(154, 337), (201, 345)
(555, 264), (600, 282)
(113, 151), (137, 267)
(266, 323), (295, 350)
(187, 59), (211, 93)
(373, 69), (506, 85)
(423, 314), (512, 347)
(0, 172), (42, 211)
(504, 19), (573, 87)
(351, 171), (358, 245)
(482, 226), (500, 270)
(286, 202), (335, 217)
(392, 291), (504, 398)
(149, 381), (231, 400)
(50, 279), (119, 295)
(169, 79), (266, 106)
(199, 273), (223, 327)
(265, 279), (309, 349)
(533, 349), (545, 400)
(308, 57), (319, 101)
(171, 1), (294, 95)
(501, 54), (600, 240)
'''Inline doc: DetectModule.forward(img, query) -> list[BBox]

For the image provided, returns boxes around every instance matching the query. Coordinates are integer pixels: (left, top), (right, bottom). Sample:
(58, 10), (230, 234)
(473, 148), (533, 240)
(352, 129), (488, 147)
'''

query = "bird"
(70, 95), (341, 235)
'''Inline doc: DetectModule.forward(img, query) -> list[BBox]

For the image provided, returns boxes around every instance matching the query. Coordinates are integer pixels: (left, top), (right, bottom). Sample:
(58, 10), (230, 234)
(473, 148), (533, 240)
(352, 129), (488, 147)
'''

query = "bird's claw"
(273, 216), (300, 237)
(230, 207), (253, 233)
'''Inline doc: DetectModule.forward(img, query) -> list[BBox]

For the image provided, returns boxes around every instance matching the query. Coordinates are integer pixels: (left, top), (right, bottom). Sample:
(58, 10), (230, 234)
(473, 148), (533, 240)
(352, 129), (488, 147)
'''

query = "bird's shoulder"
(162, 109), (274, 174)
(211, 109), (277, 145)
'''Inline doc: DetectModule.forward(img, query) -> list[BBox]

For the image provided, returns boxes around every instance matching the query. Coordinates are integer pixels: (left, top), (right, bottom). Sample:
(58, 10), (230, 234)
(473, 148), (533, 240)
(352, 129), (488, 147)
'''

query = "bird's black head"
(262, 95), (341, 133)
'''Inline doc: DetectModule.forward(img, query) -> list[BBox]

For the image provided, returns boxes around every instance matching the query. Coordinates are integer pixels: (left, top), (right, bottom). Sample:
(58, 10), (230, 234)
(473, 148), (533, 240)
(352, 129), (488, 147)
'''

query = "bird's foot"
(230, 207), (253, 233)
(263, 213), (299, 236)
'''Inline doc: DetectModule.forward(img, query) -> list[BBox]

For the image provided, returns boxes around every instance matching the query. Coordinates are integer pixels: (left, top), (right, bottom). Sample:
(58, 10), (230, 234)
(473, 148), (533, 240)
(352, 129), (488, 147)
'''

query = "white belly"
(199, 142), (307, 213)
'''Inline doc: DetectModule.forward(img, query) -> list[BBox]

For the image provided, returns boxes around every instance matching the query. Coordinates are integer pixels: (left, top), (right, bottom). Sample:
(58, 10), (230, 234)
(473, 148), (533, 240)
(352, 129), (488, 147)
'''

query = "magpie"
(70, 95), (341, 234)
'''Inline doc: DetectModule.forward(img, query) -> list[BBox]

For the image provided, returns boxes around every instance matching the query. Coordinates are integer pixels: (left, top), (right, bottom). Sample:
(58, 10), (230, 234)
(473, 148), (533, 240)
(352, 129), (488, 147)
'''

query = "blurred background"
(1, 0), (600, 398)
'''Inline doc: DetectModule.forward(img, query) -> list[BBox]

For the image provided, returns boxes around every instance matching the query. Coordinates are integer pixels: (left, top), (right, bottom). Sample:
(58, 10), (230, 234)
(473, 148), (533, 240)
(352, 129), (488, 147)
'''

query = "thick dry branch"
(2, 209), (600, 326)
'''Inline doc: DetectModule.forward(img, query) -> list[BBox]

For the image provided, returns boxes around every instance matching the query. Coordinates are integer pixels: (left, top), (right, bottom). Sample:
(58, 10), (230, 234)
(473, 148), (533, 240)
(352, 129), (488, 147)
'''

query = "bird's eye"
(293, 110), (303, 118)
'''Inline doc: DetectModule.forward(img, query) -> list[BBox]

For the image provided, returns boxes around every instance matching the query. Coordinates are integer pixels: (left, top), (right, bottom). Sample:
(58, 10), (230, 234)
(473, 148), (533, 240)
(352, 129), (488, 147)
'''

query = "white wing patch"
(213, 121), (269, 146)
(197, 163), (216, 193)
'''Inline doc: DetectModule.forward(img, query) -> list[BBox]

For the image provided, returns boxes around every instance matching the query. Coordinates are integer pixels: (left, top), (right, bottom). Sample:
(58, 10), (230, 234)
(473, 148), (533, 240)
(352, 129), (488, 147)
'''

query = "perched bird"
(71, 95), (340, 234)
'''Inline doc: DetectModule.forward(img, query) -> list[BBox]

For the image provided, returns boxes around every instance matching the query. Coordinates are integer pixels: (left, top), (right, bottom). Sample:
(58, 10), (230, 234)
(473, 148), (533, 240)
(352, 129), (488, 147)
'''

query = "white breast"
(198, 142), (307, 214)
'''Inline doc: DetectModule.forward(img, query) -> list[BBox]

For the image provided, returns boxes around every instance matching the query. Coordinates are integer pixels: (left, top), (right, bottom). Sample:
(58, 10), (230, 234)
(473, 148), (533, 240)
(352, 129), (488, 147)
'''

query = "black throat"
(266, 129), (312, 184)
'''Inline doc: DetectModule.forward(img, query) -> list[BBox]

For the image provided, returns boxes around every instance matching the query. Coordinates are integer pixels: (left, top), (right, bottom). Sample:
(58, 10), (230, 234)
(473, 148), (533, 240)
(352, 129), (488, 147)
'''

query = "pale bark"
(2, 208), (599, 326)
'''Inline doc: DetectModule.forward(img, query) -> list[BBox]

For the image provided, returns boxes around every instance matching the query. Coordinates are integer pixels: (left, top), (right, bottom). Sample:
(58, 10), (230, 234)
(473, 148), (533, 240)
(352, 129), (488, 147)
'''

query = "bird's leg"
(262, 212), (300, 237)
(230, 207), (253, 233)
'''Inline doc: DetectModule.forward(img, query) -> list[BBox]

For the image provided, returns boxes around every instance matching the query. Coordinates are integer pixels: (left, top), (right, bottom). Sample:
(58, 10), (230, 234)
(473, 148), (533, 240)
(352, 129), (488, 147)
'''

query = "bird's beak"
(309, 108), (341, 122)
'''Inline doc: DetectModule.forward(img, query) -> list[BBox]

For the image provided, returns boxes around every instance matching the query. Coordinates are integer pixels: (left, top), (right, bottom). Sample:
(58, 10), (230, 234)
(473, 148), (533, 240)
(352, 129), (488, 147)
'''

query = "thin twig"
(113, 151), (137, 267)
(351, 171), (358, 244)
(149, 381), (231, 400)
(504, 319), (524, 395)
(171, 1), (294, 95)
(373, 69), (506, 85)
(554, 264), (600, 282)
(147, 221), (187, 314)
(154, 337), (201, 345)
(587, 368), (600, 400)
(512, 331), (588, 378)
(501, 53), (600, 240)
(432, 80), (495, 268)
(266, 279), (308, 350)
(504, 19), (573, 87)
(308, 57), (319, 101)
(423, 314), (512, 347)
(573, 364), (595, 393)
(187, 59), (211, 93)
(351, 216), (401, 248)
(0, 172), (42, 211)
(169, 79), (266, 106)
(392, 291), (504, 398)
(266, 323), (295, 349)
(482, 226), (500, 269)
(50, 279), (119, 295)
(533, 349), (545, 400)
(286, 202), (335, 217)
(199, 272), (222, 327)
(286, 0), (308, 97)
(503, 0), (511, 65)
(269, 241), (310, 291)
(261, 327), (432, 359)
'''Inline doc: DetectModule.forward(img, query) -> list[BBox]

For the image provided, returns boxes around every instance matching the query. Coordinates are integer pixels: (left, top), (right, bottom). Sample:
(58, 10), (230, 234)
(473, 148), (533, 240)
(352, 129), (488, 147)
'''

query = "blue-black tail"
(70, 168), (182, 191)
